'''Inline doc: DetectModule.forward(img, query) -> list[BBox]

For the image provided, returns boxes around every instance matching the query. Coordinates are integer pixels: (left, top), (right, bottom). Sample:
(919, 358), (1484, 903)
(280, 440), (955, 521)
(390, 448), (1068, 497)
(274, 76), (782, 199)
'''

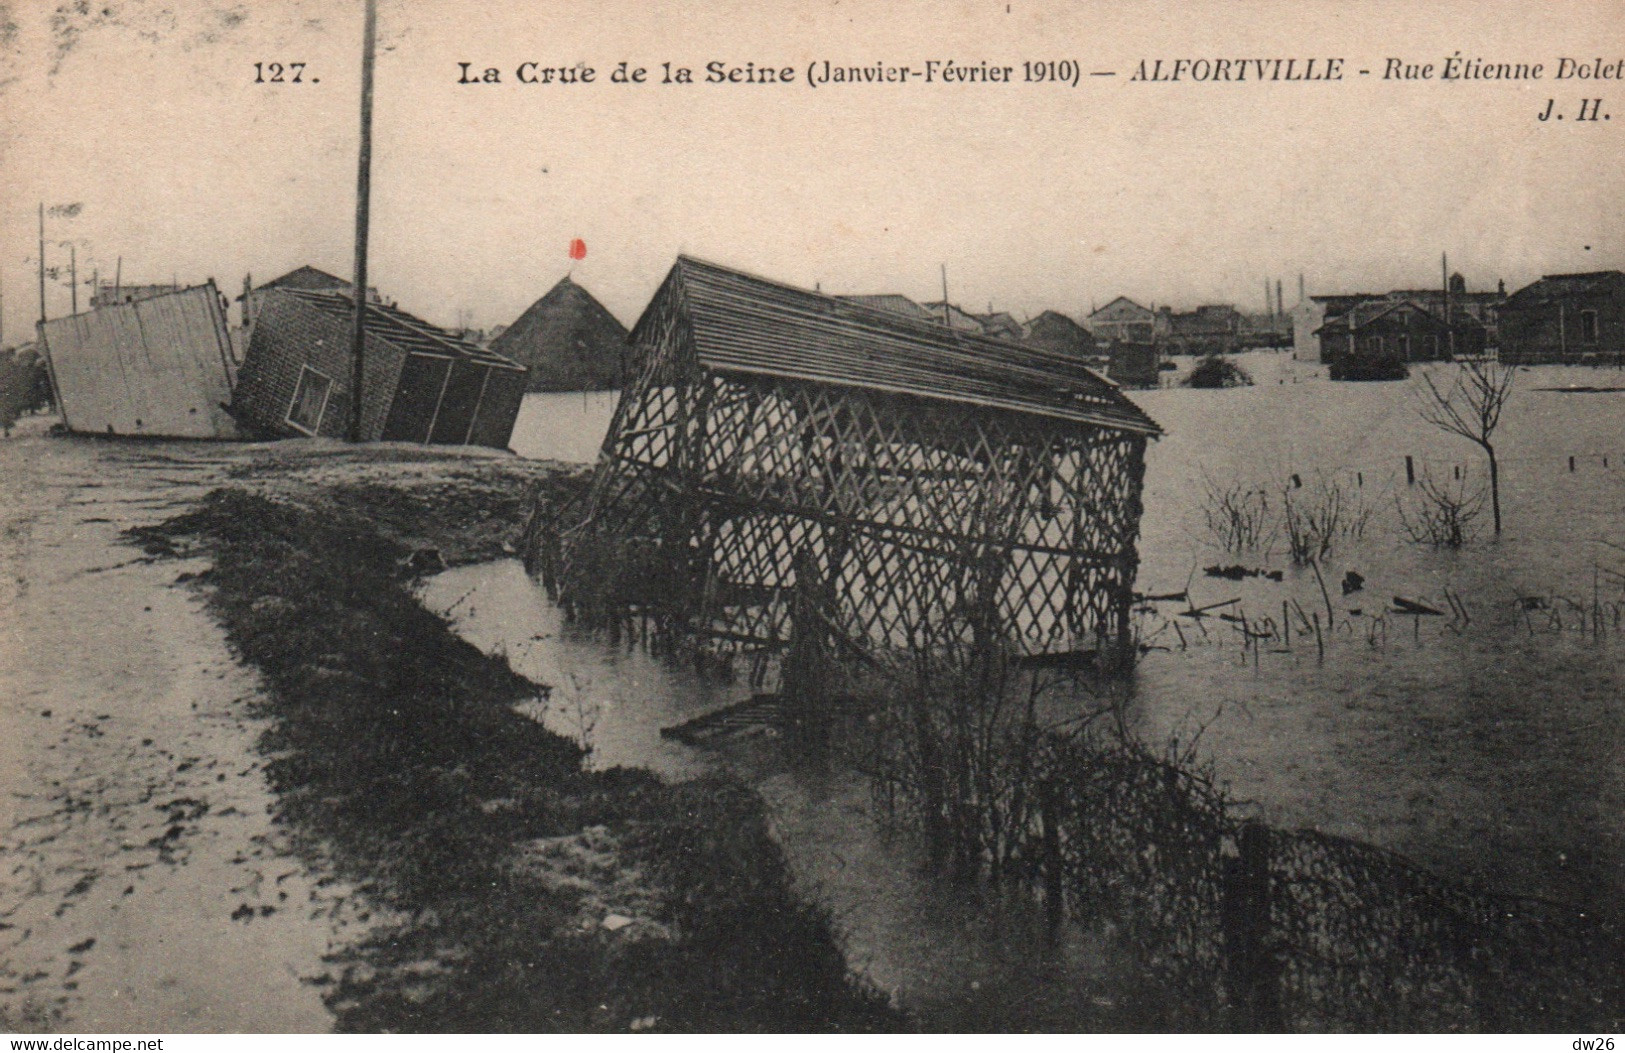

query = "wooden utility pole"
(939, 263), (949, 326)
(37, 204), (46, 325)
(68, 244), (78, 314)
(349, 0), (378, 442)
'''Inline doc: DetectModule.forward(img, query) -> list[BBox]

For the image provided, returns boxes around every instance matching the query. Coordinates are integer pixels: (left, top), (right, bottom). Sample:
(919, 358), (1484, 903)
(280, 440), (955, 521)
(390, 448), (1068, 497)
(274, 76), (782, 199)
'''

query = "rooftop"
(636, 256), (1160, 436)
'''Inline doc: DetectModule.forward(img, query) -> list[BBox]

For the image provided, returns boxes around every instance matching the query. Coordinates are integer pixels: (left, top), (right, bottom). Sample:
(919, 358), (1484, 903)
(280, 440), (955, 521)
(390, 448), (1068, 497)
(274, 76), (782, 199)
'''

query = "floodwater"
(419, 560), (1128, 1028)
(1129, 353), (1625, 911)
(0, 430), (351, 1031)
(509, 390), (618, 464)
(499, 355), (1625, 927)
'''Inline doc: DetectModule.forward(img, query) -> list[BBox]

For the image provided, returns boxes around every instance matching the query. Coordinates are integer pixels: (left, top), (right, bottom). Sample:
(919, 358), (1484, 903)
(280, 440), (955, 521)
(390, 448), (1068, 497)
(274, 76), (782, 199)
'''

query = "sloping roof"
(1089, 296), (1152, 321)
(280, 288), (522, 370)
(488, 276), (629, 391)
(635, 256), (1159, 436)
(260, 265), (349, 292)
(1502, 270), (1625, 309)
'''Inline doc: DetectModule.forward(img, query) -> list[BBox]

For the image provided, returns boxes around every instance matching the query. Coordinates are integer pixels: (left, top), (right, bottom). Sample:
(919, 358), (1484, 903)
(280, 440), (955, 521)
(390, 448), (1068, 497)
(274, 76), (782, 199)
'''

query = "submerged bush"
(1185, 355), (1253, 389)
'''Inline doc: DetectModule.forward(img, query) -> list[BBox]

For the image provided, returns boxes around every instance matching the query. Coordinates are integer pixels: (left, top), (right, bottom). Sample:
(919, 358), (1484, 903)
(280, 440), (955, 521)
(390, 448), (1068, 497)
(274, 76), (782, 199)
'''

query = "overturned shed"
(548, 257), (1160, 685)
(38, 282), (239, 438)
(489, 276), (629, 391)
(229, 288), (526, 447)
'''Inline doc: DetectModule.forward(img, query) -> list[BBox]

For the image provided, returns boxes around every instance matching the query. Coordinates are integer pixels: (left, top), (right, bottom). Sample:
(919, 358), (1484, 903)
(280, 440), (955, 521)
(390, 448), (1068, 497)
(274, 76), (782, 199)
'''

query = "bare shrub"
(1281, 472), (1373, 565)
(1397, 468), (1486, 548)
(1200, 468), (1276, 553)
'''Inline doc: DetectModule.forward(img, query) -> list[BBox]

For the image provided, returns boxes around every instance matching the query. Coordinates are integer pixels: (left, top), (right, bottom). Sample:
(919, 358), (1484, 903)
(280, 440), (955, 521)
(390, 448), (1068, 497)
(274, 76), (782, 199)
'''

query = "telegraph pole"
(349, 0), (378, 442)
(37, 203), (46, 325)
(68, 244), (78, 314)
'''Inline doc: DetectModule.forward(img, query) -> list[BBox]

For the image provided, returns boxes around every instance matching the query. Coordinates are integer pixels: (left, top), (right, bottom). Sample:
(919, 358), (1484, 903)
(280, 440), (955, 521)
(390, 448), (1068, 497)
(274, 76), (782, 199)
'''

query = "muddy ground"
(0, 427), (896, 1033)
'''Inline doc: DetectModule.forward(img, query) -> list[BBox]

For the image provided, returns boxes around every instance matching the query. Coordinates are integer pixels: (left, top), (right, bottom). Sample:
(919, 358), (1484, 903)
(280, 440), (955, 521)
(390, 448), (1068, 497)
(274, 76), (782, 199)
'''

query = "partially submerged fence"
(864, 710), (1625, 1031)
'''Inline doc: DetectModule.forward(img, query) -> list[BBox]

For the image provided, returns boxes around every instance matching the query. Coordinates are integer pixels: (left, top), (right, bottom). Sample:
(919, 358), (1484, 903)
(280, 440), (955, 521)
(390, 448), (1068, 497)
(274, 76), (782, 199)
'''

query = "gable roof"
(488, 276), (629, 390)
(260, 265), (349, 292)
(632, 256), (1159, 436)
(1089, 296), (1151, 320)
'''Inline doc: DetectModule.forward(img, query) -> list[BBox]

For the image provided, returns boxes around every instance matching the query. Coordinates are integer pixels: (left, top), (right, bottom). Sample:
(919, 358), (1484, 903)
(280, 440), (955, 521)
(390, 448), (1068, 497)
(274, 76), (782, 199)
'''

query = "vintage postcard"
(0, 0), (1621, 1037)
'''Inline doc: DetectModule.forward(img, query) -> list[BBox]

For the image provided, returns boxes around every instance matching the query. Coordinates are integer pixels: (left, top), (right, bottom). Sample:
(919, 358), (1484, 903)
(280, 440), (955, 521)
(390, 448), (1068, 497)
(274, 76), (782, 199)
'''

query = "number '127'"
(254, 62), (308, 83)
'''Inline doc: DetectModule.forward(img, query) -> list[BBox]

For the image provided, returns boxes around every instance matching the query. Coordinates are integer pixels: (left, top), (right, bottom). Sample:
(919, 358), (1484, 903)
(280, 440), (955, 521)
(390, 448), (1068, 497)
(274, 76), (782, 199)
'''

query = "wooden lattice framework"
(550, 258), (1159, 687)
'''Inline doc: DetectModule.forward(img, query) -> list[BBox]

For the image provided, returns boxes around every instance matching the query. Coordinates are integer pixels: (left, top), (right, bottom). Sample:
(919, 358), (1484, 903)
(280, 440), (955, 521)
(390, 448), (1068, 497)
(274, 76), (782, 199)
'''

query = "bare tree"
(1416, 359), (1514, 535)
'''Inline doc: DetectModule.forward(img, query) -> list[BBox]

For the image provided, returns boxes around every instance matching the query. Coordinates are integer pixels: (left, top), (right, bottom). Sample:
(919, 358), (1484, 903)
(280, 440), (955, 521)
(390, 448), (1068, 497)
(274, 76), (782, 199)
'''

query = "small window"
(286, 366), (332, 435)
(1580, 310), (1599, 344)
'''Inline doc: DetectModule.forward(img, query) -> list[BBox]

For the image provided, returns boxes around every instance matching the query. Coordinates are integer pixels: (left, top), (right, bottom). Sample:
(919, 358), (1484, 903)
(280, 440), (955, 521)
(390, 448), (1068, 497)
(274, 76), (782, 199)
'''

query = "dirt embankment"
(130, 451), (898, 1033)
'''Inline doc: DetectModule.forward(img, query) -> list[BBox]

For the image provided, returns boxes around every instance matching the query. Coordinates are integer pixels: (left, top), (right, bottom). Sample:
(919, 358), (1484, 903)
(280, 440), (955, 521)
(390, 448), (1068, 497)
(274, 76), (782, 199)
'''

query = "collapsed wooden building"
(37, 282), (240, 439)
(230, 288), (527, 448)
(543, 257), (1160, 690)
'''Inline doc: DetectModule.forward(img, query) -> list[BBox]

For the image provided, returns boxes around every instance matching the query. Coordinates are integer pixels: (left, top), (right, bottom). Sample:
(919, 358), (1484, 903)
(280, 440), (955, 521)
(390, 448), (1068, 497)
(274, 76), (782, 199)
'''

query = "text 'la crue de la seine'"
(450, 53), (1622, 88)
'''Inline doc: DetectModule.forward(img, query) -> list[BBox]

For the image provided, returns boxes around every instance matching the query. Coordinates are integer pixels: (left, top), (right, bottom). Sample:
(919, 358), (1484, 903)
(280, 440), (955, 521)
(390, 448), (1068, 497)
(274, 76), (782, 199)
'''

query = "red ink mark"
(568, 238), (587, 261)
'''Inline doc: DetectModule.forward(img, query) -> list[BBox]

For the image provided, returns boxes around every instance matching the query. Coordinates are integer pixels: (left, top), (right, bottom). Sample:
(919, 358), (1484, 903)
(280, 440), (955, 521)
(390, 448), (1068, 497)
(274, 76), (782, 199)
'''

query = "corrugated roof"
(280, 289), (524, 371)
(643, 257), (1160, 436)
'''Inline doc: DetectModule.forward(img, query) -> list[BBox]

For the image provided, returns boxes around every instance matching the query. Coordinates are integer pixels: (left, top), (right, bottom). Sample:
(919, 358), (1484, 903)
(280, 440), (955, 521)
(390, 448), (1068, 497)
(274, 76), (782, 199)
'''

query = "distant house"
(1294, 295), (1372, 361)
(837, 294), (939, 325)
(972, 310), (1025, 341)
(1161, 304), (1242, 356)
(1023, 309), (1097, 359)
(1498, 270), (1625, 365)
(921, 301), (992, 333)
(488, 276), (630, 391)
(841, 294), (996, 334)
(1106, 341), (1160, 389)
(38, 283), (239, 438)
(1087, 297), (1159, 344)
(230, 288), (526, 448)
(1314, 299), (1475, 379)
(1299, 275), (1502, 363)
(239, 266), (381, 329)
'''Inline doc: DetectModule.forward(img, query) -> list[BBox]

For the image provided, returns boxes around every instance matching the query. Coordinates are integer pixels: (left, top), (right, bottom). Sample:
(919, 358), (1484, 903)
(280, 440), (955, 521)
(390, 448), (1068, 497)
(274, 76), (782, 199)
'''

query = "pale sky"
(1, 0), (1621, 345)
